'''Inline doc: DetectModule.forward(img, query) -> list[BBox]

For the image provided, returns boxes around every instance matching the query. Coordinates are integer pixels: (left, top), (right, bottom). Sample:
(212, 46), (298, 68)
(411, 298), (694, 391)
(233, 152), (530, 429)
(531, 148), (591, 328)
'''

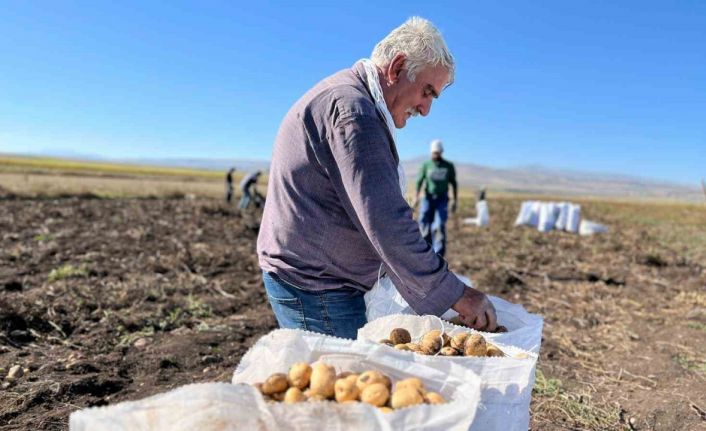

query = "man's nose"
(418, 99), (433, 117)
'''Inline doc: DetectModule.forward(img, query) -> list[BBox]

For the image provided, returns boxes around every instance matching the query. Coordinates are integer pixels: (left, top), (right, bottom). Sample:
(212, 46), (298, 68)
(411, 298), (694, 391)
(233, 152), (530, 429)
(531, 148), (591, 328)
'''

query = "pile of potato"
(252, 362), (446, 412)
(379, 328), (506, 357)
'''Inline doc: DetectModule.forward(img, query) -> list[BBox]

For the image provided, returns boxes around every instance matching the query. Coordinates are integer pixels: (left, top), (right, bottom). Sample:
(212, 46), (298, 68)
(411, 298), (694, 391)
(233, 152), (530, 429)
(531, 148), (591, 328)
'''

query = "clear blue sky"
(1, 1), (704, 185)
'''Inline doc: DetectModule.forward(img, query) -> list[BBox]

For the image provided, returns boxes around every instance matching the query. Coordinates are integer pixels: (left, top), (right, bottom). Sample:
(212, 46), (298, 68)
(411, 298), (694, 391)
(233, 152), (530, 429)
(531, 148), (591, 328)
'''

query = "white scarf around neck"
(359, 58), (407, 196)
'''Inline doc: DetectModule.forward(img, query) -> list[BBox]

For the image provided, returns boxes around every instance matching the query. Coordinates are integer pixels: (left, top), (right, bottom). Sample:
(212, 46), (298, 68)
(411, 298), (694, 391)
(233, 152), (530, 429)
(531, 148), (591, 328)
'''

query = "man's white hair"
(371, 17), (455, 86)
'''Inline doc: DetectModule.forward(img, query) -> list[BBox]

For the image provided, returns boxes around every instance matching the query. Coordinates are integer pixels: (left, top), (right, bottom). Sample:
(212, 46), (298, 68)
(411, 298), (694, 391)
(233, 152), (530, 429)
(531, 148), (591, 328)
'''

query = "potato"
(391, 387), (425, 409)
(395, 377), (426, 394)
(271, 391), (286, 402)
(335, 375), (360, 402)
(262, 373), (289, 395)
(420, 330), (443, 355)
(389, 328), (411, 345)
(486, 344), (505, 357)
(440, 346), (459, 356)
(379, 339), (394, 346)
(394, 343), (411, 351)
(288, 362), (312, 389)
(450, 333), (469, 350)
(284, 387), (306, 403)
(424, 392), (446, 405)
(253, 382), (264, 394)
(356, 370), (388, 392)
(378, 406), (394, 413)
(309, 362), (336, 398)
(464, 333), (487, 357)
(360, 383), (390, 407)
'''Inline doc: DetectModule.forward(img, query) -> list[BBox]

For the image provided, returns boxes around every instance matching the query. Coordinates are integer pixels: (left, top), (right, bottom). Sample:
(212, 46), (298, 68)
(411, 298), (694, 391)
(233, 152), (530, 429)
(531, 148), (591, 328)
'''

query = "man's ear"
(386, 53), (407, 84)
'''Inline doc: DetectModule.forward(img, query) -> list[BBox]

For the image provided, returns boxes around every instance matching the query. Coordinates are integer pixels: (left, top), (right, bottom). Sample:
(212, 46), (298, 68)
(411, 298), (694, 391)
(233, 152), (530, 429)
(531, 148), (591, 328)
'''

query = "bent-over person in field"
(257, 17), (497, 339)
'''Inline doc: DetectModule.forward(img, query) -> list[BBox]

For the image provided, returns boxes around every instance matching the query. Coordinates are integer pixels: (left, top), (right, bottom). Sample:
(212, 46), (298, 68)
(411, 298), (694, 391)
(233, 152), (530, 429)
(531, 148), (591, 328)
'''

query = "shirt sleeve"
(324, 112), (465, 316)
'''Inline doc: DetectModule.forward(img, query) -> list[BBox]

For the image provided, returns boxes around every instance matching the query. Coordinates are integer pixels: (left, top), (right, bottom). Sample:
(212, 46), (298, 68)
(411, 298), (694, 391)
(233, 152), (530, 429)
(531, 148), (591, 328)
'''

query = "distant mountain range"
(402, 158), (703, 201)
(10, 151), (704, 201)
(127, 156), (704, 201)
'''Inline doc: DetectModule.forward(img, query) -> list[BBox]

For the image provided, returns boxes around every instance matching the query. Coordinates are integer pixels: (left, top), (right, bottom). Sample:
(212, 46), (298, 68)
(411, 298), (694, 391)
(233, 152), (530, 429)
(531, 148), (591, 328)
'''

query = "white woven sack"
(365, 274), (543, 353)
(476, 201), (489, 227)
(358, 315), (539, 431)
(554, 202), (570, 231)
(537, 202), (558, 232)
(566, 204), (581, 233)
(514, 201), (534, 226)
(231, 329), (481, 431)
(70, 382), (277, 431)
(579, 219), (608, 236)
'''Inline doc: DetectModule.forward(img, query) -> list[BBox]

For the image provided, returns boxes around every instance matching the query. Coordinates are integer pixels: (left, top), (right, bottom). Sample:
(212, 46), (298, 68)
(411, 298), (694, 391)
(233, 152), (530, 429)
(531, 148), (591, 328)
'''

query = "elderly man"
(414, 139), (458, 258)
(258, 17), (497, 339)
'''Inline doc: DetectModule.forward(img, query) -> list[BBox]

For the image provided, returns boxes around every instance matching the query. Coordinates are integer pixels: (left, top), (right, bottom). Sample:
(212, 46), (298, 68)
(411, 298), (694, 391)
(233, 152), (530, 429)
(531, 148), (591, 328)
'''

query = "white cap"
(430, 139), (443, 153)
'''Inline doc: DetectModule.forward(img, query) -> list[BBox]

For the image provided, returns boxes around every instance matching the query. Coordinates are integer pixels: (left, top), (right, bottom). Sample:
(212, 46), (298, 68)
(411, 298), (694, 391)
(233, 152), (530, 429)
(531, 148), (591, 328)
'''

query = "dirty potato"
(288, 362), (312, 389)
(464, 333), (487, 357)
(309, 362), (336, 398)
(440, 346), (459, 356)
(335, 375), (360, 402)
(262, 373), (289, 395)
(356, 370), (388, 392)
(486, 344), (505, 357)
(360, 383), (390, 407)
(450, 333), (469, 350)
(389, 328), (412, 345)
(420, 330), (443, 355)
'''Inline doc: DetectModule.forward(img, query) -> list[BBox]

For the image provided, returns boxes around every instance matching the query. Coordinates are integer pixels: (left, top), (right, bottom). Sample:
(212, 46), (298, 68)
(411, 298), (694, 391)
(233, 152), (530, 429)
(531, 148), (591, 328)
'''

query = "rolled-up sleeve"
(325, 113), (466, 316)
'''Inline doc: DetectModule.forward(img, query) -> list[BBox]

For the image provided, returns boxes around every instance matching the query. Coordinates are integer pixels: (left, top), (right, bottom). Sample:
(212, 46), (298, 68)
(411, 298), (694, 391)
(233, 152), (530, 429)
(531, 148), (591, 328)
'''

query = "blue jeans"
(419, 194), (448, 257)
(262, 271), (367, 339)
(238, 190), (251, 209)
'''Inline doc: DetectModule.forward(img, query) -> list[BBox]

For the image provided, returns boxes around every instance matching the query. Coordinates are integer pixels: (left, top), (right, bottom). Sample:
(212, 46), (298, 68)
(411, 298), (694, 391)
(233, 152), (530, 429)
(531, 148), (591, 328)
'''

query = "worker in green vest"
(413, 139), (457, 257)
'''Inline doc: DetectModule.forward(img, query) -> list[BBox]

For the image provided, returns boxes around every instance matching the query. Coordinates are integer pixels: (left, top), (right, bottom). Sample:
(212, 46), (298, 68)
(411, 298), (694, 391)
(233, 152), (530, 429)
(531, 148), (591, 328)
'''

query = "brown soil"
(1, 196), (705, 430)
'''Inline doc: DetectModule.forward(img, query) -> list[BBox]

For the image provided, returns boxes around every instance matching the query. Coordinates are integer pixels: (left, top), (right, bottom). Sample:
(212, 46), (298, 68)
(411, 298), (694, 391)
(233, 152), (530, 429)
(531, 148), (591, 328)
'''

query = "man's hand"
(451, 287), (497, 331)
(450, 199), (457, 213)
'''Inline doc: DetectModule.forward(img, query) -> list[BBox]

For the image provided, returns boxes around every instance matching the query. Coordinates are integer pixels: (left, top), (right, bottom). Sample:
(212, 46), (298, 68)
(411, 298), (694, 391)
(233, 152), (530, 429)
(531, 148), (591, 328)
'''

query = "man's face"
(388, 64), (450, 129)
(431, 151), (442, 161)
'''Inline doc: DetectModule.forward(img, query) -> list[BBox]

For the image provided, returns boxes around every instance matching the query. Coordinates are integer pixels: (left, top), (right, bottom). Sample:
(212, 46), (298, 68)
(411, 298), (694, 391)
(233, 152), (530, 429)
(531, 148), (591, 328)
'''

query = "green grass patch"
(675, 354), (706, 374)
(48, 264), (88, 282)
(688, 322), (706, 332)
(34, 233), (56, 242)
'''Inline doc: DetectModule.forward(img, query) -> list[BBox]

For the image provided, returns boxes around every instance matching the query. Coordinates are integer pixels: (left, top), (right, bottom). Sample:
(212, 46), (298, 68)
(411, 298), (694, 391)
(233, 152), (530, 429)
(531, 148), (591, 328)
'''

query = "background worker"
(413, 139), (458, 258)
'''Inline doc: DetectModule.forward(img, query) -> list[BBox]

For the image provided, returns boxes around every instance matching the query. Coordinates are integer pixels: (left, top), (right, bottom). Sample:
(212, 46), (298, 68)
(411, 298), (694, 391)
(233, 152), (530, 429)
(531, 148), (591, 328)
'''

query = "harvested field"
(1, 192), (705, 430)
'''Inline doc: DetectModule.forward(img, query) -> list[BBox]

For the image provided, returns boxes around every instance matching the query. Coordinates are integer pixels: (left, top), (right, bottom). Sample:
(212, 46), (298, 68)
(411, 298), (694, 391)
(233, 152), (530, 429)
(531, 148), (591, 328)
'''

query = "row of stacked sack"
(70, 278), (543, 431)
